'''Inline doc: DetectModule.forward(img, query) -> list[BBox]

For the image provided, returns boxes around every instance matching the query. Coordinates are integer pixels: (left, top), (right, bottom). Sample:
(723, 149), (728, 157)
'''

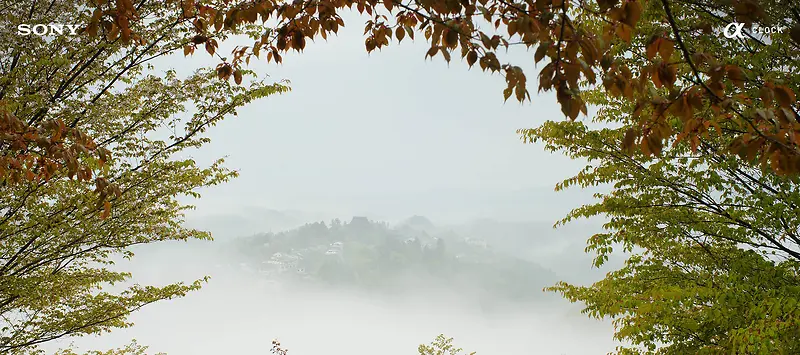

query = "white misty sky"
(152, 14), (593, 223)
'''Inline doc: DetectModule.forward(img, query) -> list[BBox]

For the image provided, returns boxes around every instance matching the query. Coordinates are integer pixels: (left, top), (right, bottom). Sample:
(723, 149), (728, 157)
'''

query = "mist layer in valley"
(43, 213), (622, 355)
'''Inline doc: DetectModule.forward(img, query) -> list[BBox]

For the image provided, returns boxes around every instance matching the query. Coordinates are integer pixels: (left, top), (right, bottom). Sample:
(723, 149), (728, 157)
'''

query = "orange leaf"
(726, 65), (746, 89)
(646, 37), (660, 60)
(623, 0), (643, 28)
(616, 24), (632, 43)
(101, 200), (111, 220)
(652, 67), (662, 88)
(658, 38), (674, 61)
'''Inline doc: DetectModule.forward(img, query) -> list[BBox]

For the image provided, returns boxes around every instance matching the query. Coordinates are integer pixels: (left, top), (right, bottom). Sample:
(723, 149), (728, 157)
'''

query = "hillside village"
(227, 216), (560, 305)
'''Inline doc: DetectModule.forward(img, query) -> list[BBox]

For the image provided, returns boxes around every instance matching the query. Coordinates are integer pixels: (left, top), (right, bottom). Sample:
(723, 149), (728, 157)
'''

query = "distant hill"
(227, 216), (562, 305)
(190, 208), (620, 288)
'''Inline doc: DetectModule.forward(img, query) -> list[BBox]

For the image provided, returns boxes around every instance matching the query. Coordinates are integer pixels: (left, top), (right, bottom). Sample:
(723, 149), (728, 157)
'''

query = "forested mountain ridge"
(227, 216), (562, 305)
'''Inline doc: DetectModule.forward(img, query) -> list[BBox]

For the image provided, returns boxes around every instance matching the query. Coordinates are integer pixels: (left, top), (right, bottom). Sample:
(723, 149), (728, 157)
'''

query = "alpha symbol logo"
(723, 22), (746, 39)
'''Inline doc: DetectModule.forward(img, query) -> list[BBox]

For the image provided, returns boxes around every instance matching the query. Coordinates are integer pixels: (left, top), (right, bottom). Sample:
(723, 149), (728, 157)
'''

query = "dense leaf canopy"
(0, 1), (288, 353)
(526, 61), (800, 354)
(2, 0), (798, 194)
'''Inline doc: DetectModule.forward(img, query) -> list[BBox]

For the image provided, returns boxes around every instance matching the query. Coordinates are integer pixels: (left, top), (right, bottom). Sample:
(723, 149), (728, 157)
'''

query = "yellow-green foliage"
(51, 340), (164, 355)
(0, 2), (288, 354)
(418, 335), (476, 355)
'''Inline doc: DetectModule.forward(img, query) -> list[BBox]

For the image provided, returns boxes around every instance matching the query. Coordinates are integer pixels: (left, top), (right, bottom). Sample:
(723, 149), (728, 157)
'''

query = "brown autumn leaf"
(534, 43), (548, 64)
(205, 41), (215, 55)
(425, 46), (439, 59)
(182, 0), (195, 18)
(508, 20), (518, 37)
(467, 50), (478, 67)
(759, 86), (773, 106)
(396, 26), (405, 42)
(214, 12), (224, 31)
(292, 31), (306, 51)
(622, 127), (637, 152)
(660, 64), (677, 88)
(444, 29), (458, 49)
(107, 22), (120, 40)
(616, 24), (633, 43)
(726, 65), (746, 89)
(658, 38), (674, 61)
(233, 69), (243, 85)
(101, 200), (111, 219)
(87, 17), (100, 37)
(651, 66), (662, 88)
(646, 37), (661, 60)
(774, 85), (797, 108)
(276, 35), (287, 50)
(790, 25), (800, 47)
(623, 0), (643, 27)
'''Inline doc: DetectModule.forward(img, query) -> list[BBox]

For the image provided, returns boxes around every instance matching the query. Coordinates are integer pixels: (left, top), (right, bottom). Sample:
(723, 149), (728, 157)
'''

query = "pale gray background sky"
(153, 13), (596, 225)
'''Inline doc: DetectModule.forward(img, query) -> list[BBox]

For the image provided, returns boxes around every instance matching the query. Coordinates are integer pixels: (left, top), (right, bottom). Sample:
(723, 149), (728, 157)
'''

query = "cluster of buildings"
(257, 240), (346, 277)
(262, 251), (304, 273)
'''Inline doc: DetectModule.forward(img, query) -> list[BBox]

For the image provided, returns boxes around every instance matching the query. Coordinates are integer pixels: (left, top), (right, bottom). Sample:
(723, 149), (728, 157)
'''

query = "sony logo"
(17, 24), (81, 36)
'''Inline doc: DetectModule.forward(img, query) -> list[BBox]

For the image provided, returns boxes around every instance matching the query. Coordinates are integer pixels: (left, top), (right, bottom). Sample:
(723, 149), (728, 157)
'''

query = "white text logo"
(723, 22), (746, 39)
(722, 22), (786, 39)
(17, 24), (81, 36)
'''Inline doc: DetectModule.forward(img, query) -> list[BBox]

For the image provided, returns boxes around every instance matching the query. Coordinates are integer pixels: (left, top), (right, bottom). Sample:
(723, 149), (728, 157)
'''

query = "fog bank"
(43, 239), (618, 355)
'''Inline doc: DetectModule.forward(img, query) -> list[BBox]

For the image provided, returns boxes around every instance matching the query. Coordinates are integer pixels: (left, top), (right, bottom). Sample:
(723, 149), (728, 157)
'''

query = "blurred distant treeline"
(229, 216), (562, 304)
